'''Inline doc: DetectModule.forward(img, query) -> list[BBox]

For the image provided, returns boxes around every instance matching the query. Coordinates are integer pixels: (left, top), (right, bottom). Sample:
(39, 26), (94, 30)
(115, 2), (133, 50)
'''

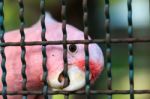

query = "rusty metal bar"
(18, 0), (27, 99)
(40, 0), (48, 98)
(0, 0), (7, 99)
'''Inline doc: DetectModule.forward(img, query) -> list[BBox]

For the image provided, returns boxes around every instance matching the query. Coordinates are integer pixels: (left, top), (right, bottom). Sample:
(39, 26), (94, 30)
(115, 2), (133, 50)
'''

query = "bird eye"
(69, 44), (77, 53)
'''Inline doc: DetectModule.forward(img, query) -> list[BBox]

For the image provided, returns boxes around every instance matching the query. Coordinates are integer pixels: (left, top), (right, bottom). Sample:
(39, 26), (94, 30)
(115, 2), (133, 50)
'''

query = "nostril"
(58, 72), (70, 88)
(52, 54), (55, 56)
(58, 73), (64, 82)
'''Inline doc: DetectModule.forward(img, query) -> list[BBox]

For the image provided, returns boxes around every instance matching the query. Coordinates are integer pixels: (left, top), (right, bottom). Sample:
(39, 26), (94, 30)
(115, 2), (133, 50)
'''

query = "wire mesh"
(0, 0), (150, 99)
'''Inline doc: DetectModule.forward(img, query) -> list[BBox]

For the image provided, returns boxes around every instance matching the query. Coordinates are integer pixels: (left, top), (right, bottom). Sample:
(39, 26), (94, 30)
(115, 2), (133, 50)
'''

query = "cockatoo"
(0, 13), (104, 99)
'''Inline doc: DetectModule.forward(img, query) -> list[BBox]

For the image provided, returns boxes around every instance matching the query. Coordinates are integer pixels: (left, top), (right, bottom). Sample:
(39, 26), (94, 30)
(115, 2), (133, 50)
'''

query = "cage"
(0, 0), (150, 99)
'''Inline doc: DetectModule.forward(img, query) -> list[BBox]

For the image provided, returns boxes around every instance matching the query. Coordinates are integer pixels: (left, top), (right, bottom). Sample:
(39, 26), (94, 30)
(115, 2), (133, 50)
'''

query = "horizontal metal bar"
(0, 90), (150, 95)
(0, 38), (150, 46)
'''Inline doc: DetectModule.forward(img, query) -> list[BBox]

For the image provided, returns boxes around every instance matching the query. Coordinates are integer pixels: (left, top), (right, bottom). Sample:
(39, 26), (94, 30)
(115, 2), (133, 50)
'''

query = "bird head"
(36, 13), (104, 91)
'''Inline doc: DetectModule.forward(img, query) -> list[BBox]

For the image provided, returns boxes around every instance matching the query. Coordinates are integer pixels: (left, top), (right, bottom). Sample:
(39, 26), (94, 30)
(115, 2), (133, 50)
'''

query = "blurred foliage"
(3, 0), (150, 99)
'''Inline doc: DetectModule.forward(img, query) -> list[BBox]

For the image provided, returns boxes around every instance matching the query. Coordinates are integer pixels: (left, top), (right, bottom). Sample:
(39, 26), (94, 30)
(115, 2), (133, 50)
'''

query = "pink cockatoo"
(0, 13), (104, 99)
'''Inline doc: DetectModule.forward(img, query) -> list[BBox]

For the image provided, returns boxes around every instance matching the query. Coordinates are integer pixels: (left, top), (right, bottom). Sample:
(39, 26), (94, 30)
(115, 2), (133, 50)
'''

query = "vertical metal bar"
(18, 0), (27, 99)
(104, 0), (112, 99)
(0, 0), (7, 99)
(127, 0), (134, 99)
(40, 0), (48, 99)
(64, 94), (69, 99)
(83, 0), (90, 99)
(61, 0), (69, 99)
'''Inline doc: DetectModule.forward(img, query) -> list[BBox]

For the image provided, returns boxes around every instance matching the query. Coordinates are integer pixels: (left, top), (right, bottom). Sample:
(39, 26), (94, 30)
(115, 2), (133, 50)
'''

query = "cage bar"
(18, 0), (27, 99)
(0, 89), (150, 95)
(82, 0), (90, 99)
(40, 0), (48, 99)
(104, 0), (112, 99)
(61, 0), (69, 99)
(0, 0), (7, 99)
(0, 38), (150, 47)
(127, 0), (134, 99)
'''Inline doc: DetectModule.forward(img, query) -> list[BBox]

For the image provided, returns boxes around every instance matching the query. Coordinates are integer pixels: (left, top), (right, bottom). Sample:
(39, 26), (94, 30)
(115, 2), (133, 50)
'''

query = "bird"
(0, 12), (104, 99)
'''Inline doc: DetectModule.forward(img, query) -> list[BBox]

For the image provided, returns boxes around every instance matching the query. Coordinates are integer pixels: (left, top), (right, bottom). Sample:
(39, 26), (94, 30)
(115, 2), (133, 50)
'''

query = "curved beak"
(63, 66), (85, 91)
(48, 65), (86, 91)
(47, 70), (65, 89)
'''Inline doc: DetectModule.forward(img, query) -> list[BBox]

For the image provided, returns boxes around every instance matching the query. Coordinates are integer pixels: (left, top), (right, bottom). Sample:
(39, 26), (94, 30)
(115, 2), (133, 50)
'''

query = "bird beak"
(62, 66), (85, 91)
(47, 69), (65, 89)
(48, 65), (87, 91)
